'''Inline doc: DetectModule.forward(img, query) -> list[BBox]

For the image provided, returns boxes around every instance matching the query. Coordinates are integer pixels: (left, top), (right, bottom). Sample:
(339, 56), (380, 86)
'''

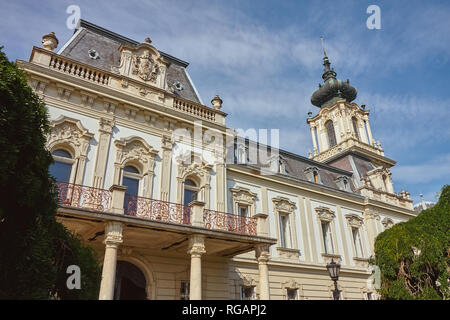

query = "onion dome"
(311, 48), (357, 108)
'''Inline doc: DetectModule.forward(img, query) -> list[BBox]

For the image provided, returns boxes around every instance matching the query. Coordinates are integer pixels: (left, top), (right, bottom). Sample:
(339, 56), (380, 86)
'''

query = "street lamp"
(326, 259), (341, 300)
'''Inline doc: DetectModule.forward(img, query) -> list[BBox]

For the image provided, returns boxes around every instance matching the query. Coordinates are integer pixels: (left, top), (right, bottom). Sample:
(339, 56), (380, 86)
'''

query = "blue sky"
(1, 0), (449, 204)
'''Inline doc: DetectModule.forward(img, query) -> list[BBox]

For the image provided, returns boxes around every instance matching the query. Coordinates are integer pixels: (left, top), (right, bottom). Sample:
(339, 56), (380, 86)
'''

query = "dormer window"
(304, 166), (321, 184)
(335, 176), (351, 192)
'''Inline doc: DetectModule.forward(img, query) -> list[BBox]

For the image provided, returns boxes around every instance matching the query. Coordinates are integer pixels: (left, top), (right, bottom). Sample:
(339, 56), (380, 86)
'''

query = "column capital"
(104, 221), (123, 247)
(188, 234), (206, 256)
(255, 244), (271, 263)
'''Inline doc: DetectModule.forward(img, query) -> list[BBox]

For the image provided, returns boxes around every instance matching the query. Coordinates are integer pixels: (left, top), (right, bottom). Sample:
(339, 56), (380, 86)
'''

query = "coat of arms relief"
(132, 50), (159, 83)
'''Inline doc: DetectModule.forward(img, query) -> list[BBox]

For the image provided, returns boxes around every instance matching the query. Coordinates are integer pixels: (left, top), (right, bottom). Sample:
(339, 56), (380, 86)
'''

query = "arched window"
(183, 179), (198, 206)
(352, 117), (360, 140)
(122, 165), (141, 216)
(50, 149), (74, 183)
(325, 120), (337, 148)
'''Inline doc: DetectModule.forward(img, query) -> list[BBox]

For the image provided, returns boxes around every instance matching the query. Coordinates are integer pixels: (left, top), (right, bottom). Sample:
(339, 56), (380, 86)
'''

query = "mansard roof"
(59, 19), (202, 104)
(231, 138), (357, 193)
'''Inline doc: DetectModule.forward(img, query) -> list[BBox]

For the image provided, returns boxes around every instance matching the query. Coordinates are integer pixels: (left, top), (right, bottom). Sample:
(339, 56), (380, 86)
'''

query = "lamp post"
(326, 259), (341, 300)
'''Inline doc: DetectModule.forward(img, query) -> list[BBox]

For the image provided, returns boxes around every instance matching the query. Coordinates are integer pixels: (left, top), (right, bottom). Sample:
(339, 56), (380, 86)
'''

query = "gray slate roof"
(59, 20), (201, 104)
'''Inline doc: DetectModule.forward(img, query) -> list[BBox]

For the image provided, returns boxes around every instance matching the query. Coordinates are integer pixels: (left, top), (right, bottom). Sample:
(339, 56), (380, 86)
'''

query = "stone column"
(160, 135), (173, 202)
(255, 244), (271, 300)
(188, 235), (206, 300)
(92, 117), (115, 189)
(99, 222), (123, 300)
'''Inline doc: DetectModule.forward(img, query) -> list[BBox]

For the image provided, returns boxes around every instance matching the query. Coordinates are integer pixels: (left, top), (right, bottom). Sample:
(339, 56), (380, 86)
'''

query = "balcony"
(203, 209), (257, 236)
(55, 182), (260, 237)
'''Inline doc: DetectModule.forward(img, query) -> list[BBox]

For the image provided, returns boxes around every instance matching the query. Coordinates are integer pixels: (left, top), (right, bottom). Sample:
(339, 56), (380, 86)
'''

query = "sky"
(1, 0), (449, 204)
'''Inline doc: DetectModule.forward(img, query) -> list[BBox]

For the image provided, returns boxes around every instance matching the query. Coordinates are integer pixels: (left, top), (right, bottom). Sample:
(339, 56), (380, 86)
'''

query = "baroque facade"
(18, 20), (416, 300)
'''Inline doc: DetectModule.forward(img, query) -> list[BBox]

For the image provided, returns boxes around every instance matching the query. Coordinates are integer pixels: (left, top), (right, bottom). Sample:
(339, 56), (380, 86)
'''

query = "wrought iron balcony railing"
(55, 182), (112, 212)
(203, 209), (257, 236)
(124, 194), (191, 226)
(55, 182), (261, 236)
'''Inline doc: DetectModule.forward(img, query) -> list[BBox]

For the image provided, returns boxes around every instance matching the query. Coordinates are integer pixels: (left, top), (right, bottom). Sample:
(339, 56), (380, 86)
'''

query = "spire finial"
(321, 36), (327, 58)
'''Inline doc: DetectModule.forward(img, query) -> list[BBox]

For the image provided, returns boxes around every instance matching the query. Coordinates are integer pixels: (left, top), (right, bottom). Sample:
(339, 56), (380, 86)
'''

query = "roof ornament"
(310, 36), (357, 108)
(211, 94), (223, 110)
(42, 32), (59, 51)
(144, 37), (152, 44)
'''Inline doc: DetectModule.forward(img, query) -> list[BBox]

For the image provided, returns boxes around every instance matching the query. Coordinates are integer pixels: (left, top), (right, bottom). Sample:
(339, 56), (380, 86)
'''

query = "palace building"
(18, 20), (416, 300)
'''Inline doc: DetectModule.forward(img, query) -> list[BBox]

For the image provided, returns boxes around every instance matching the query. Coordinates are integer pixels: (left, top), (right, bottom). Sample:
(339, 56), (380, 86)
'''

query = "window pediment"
(282, 279), (301, 290)
(230, 187), (257, 206)
(345, 214), (364, 228)
(272, 197), (295, 214)
(115, 136), (158, 169)
(47, 116), (94, 157)
(315, 206), (335, 222)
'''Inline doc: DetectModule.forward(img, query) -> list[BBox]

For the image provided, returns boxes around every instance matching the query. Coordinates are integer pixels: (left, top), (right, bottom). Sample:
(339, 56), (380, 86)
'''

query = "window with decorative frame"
(304, 166), (321, 184)
(282, 279), (302, 300)
(230, 187), (257, 217)
(46, 116), (94, 185)
(272, 197), (297, 250)
(315, 206), (339, 257)
(345, 214), (366, 259)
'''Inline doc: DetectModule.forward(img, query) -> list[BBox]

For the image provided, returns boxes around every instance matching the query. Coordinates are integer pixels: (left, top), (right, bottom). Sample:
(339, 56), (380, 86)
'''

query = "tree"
(373, 185), (450, 300)
(0, 46), (101, 299)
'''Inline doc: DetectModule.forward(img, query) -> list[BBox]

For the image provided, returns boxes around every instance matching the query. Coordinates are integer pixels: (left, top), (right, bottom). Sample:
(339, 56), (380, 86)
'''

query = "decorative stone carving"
(315, 206), (335, 222)
(176, 158), (212, 207)
(230, 187), (257, 207)
(381, 217), (394, 229)
(80, 91), (96, 108)
(42, 32), (58, 51)
(104, 222), (123, 246)
(47, 116), (94, 158)
(282, 278), (301, 290)
(272, 197), (295, 213)
(47, 116), (94, 185)
(132, 50), (159, 82)
(98, 117), (114, 134)
(230, 186), (258, 216)
(113, 136), (158, 198)
(113, 41), (170, 90)
(187, 235), (206, 256)
(345, 214), (364, 228)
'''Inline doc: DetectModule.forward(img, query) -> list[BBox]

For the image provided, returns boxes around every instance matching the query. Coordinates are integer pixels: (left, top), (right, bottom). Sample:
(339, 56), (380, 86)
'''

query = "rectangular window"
(279, 214), (292, 248)
(286, 288), (298, 300)
(352, 228), (364, 258)
(322, 222), (334, 254)
(180, 281), (190, 300)
(241, 286), (256, 300)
